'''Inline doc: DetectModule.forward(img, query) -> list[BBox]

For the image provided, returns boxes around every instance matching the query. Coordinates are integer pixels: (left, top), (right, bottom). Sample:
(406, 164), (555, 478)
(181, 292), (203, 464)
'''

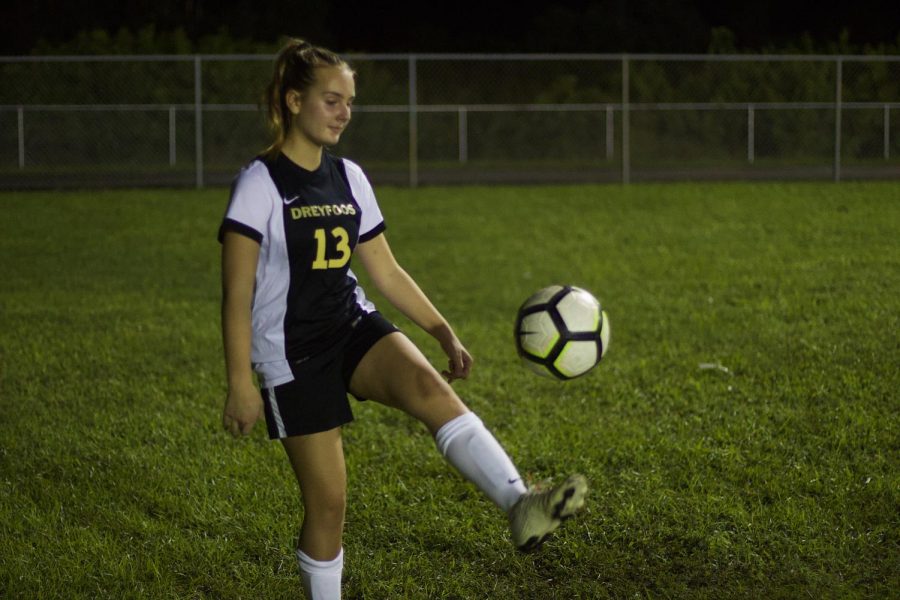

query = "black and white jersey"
(218, 151), (386, 388)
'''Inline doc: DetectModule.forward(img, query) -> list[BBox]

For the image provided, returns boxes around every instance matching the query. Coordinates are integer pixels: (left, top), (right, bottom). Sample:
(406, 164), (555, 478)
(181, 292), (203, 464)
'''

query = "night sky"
(4, 0), (900, 54)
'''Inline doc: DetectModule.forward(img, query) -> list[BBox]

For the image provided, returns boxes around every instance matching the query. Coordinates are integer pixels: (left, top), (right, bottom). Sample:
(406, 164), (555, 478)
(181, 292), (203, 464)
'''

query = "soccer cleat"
(507, 474), (588, 552)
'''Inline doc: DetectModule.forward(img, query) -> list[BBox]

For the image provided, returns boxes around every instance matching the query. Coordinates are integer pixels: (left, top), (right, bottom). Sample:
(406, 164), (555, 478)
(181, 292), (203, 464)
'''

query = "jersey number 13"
(311, 227), (351, 270)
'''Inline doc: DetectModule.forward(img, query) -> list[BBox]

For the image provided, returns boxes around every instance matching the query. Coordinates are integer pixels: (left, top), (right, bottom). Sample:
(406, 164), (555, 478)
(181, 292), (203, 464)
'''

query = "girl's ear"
(285, 89), (302, 115)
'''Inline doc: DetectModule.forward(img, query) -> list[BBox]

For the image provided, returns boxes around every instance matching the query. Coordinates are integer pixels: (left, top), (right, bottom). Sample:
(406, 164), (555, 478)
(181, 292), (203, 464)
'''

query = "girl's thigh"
(349, 332), (467, 432)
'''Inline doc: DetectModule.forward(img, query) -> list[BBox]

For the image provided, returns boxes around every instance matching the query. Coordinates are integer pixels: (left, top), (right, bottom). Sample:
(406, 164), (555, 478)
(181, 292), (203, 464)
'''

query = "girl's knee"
(304, 488), (346, 524)
(407, 365), (468, 429)
(412, 363), (453, 400)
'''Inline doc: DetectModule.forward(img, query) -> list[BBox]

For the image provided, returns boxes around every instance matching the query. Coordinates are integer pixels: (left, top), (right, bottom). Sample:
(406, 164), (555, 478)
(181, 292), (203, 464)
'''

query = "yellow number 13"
(312, 227), (351, 270)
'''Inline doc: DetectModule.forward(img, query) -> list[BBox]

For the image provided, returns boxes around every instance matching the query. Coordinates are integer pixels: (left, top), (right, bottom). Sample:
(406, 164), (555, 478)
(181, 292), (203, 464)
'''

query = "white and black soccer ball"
(514, 285), (611, 380)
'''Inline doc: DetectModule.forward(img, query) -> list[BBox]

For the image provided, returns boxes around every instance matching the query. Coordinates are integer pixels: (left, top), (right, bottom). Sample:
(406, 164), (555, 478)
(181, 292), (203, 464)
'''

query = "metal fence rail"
(1, 53), (898, 188)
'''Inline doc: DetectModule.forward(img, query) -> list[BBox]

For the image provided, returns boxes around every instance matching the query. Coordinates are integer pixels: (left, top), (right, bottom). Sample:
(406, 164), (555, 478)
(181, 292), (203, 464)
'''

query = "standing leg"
(281, 427), (346, 599)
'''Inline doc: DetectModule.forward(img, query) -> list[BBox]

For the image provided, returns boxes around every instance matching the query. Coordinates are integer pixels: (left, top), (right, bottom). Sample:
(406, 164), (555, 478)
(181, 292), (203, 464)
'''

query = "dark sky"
(4, 0), (900, 54)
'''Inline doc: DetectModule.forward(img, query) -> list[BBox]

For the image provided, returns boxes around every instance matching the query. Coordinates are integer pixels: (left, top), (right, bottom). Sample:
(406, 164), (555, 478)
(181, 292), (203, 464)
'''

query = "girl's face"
(287, 66), (355, 148)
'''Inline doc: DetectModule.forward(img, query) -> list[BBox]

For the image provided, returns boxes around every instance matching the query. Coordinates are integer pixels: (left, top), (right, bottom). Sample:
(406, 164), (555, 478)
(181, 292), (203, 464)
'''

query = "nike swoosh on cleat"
(508, 478), (521, 485)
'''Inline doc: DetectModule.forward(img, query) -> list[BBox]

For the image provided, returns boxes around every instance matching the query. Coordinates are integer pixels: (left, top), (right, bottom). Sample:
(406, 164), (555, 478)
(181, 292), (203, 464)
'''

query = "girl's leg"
(349, 332), (527, 511)
(350, 332), (466, 434)
(281, 427), (346, 599)
(349, 332), (588, 552)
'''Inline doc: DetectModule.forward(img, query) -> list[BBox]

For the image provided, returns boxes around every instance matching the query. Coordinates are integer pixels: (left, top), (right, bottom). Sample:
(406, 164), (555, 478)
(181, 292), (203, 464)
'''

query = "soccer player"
(218, 38), (588, 600)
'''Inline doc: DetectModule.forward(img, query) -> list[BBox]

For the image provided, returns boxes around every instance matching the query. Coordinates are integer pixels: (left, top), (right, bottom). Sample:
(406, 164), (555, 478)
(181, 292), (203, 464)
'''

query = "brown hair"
(262, 38), (350, 156)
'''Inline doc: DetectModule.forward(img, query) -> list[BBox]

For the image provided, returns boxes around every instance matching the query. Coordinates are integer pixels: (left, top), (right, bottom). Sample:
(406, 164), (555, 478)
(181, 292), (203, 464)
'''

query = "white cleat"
(508, 474), (588, 552)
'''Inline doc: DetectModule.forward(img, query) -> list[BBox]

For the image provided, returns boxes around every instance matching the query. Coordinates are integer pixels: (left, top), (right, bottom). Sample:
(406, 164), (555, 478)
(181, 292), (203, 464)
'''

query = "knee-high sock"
(434, 412), (528, 511)
(297, 548), (343, 600)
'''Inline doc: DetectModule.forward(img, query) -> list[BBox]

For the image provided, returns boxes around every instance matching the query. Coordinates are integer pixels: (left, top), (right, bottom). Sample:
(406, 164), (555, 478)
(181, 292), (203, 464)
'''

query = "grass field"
(1, 181), (898, 599)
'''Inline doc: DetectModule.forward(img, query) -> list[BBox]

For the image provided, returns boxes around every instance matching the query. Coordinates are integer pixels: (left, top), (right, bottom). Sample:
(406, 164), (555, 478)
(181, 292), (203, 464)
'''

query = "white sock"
(434, 412), (528, 511)
(297, 547), (343, 600)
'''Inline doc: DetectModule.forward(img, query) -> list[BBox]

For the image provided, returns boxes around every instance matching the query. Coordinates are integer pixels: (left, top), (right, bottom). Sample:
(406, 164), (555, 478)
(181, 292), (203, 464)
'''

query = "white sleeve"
(343, 159), (385, 241)
(219, 161), (274, 243)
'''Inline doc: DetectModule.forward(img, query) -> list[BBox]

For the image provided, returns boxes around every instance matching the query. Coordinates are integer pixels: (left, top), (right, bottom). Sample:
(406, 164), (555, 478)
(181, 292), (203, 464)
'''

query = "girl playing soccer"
(219, 38), (587, 599)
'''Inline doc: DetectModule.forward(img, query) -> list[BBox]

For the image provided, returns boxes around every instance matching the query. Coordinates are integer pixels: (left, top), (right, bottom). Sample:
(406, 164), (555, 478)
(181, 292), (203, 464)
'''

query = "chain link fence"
(1, 53), (898, 188)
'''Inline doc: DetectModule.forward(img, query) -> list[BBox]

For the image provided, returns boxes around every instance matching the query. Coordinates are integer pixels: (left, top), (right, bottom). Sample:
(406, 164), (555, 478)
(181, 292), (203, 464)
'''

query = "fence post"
(833, 57), (842, 182)
(606, 104), (614, 161)
(621, 55), (630, 184)
(195, 55), (204, 189)
(408, 55), (418, 188)
(458, 106), (468, 164)
(747, 104), (755, 164)
(17, 106), (25, 169)
(169, 106), (177, 166)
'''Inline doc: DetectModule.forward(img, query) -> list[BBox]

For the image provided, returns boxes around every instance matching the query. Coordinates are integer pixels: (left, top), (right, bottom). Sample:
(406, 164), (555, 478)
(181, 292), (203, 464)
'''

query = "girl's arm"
(221, 231), (264, 437)
(354, 233), (472, 382)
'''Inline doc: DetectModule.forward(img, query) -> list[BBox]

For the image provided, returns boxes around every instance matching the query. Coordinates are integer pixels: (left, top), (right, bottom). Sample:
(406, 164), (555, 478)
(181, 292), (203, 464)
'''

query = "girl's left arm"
(354, 233), (472, 382)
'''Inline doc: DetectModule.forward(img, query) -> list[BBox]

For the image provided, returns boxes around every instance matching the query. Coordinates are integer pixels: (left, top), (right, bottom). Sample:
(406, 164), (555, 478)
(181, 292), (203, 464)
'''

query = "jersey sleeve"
(217, 161), (273, 244)
(343, 159), (386, 243)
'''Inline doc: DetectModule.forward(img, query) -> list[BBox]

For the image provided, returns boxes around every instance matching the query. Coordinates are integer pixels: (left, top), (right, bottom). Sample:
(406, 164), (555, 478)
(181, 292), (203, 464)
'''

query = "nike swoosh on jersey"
(283, 195), (302, 205)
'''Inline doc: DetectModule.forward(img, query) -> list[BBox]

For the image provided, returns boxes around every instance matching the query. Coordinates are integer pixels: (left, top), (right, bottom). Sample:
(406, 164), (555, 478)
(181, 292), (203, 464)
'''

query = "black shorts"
(260, 311), (400, 439)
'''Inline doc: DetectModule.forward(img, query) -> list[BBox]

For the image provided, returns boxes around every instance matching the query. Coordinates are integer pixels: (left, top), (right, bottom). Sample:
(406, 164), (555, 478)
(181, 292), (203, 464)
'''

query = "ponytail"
(262, 38), (350, 157)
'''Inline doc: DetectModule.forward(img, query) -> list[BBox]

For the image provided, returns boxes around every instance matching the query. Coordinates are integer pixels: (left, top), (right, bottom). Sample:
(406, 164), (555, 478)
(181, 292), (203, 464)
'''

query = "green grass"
(1, 181), (898, 599)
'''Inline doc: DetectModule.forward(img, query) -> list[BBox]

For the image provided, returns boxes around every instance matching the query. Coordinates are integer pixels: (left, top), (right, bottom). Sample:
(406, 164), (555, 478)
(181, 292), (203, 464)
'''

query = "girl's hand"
(439, 335), (473, 384)
(222, 384), (263, 437)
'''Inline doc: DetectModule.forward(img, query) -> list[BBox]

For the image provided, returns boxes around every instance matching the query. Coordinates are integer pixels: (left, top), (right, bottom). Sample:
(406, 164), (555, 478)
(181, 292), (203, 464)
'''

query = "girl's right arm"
(221, 230), (263, 437)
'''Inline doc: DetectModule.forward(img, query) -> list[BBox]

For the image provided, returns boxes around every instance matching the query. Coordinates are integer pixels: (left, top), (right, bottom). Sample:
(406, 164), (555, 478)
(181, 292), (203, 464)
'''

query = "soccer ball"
(514, 285), (610, 380)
